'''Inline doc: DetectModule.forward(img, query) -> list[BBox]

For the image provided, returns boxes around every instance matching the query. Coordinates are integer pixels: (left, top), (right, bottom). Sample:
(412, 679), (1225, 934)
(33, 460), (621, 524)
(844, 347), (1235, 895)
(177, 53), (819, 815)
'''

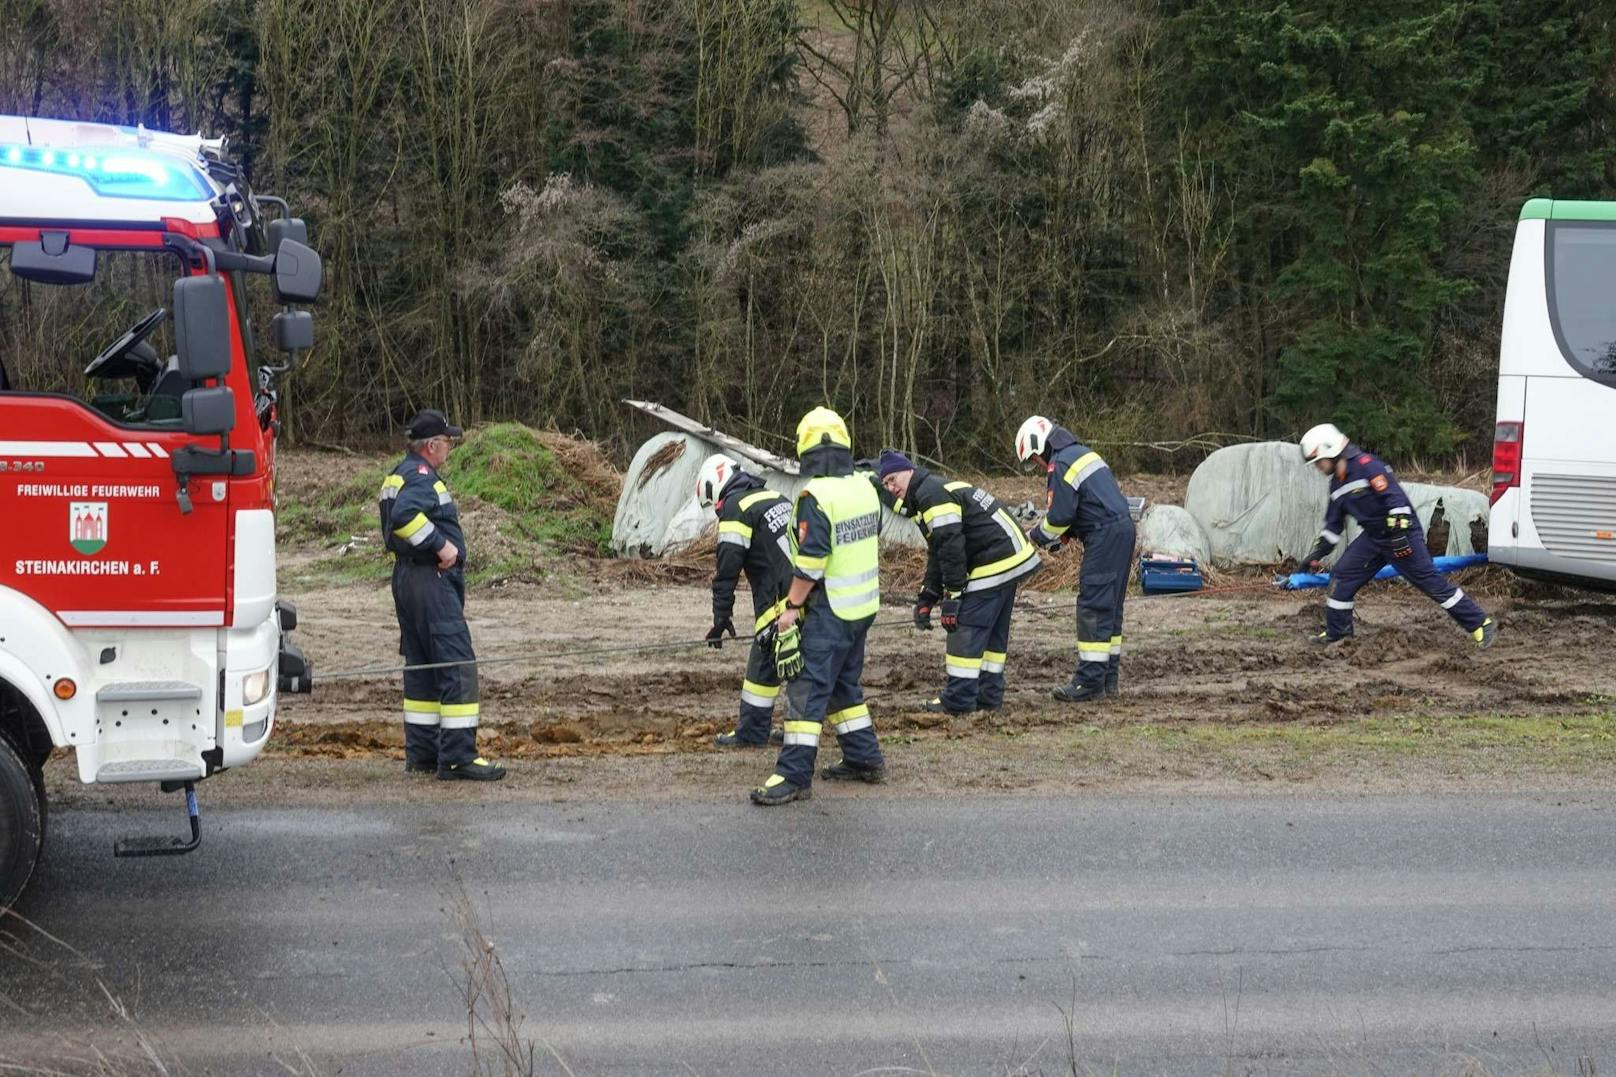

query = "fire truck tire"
(0, 732), (44, 910)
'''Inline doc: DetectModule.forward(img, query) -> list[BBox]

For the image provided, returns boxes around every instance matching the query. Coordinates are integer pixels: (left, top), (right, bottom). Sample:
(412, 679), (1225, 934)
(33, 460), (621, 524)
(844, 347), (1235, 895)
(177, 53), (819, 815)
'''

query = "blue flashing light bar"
(0, 143), (211, 201)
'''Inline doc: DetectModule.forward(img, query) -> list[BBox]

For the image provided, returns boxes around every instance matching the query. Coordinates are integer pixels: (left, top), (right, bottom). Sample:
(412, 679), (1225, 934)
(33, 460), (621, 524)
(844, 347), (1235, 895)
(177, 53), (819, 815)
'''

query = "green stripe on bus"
(1519, 198), (1616, 222)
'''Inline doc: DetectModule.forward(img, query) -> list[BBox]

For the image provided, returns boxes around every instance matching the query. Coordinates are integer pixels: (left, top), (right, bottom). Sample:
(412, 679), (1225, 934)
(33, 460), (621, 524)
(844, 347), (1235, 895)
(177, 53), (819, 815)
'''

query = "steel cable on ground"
(314, 576), (1289, 682)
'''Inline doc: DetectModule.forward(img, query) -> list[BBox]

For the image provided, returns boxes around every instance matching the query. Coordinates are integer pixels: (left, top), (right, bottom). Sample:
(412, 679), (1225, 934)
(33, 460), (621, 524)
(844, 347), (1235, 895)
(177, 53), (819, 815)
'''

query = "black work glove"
(913, 589), (940, 631)
(1303, 540), (1334, 571)
(1389, 531), (1413, 559)
(706, 617), (736, 649)
(774, 624), (804, 681)
(939, 595), (961, 632)
(1031, 527), (1064, 553)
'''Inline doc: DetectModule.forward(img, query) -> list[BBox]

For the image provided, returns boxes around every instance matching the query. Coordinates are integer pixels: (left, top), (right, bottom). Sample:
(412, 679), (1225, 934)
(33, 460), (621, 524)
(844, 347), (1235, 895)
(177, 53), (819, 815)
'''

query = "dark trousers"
(392, 561), (480, 767)
(773, 610), (884, 787)
(734, 635), (782, 745)
(1325, 530), (1488, 639)
(940, 581), (1019, 711)
(1075, 519), (1135, 690)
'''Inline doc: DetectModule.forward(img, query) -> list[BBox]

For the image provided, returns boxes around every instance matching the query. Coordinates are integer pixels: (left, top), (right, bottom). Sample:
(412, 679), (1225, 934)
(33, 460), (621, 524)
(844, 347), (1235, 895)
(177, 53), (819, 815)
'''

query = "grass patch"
(276, 460), (390, 549)
(1109, 713), (1616, 768)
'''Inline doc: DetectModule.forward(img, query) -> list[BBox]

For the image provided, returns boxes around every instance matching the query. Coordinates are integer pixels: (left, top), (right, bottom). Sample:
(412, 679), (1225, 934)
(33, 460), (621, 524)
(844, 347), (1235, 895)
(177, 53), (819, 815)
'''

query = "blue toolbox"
(1137, 554), (1204, 595)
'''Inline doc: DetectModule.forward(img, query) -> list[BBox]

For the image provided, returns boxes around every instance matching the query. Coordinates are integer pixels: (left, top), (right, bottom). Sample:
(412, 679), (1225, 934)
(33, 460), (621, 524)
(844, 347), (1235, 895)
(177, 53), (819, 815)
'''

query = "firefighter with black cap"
(875, 449), (1041, 714)
(1016, 415), (1136, 703)
(695, 453), (794, 747)
(378, 410), (506, 781)
(751, 406), (887, 805)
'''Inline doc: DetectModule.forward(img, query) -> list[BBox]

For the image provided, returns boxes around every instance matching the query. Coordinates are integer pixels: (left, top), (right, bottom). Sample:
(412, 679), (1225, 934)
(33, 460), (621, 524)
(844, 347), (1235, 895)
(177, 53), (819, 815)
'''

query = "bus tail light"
(1491, 421), (1523, 505)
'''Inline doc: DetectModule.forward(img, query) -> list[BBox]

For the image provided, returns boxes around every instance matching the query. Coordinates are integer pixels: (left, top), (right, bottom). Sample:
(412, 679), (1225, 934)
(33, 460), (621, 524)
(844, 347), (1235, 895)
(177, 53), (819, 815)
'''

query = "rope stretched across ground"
(314, 578), (1284, 681)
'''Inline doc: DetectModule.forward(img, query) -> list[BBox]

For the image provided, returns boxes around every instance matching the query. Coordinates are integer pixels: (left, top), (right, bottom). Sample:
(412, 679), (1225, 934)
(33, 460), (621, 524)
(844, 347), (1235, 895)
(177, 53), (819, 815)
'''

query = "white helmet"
(695, 453), (740, 509)
(1300, 423), (1349, 465)
(1015, 415), (1054, 463)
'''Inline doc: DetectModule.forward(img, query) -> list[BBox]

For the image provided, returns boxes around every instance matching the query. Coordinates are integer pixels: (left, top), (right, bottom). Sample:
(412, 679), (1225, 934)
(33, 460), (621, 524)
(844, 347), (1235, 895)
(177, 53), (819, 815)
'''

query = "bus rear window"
(1547, 222), (1616, 378)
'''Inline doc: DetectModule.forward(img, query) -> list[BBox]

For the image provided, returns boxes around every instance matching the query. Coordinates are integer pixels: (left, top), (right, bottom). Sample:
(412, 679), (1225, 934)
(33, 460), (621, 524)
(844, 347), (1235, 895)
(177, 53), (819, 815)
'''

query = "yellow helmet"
(795, 406), (851, 456)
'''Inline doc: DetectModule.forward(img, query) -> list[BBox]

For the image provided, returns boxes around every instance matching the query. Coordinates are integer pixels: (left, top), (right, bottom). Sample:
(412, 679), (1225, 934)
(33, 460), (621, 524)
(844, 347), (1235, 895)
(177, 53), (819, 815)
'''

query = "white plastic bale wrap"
(1184, 441), (1491, 566)
(1185, 442), (1330, 566)
(1340, 482), (1490, 556)
(1136, 504), (1212, 563)
(611, 432), (926, 557)
(611, 433), (709, 557)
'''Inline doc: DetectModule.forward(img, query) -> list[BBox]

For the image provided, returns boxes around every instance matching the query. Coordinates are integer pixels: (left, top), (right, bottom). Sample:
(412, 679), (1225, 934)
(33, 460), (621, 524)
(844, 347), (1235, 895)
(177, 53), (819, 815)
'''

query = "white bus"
(1488, 198), (1616, 589)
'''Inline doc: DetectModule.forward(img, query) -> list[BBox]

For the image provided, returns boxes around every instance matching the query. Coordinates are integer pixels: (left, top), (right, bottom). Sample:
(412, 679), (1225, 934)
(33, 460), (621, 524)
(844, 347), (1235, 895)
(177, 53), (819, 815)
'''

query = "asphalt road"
(3, 791), (1614, 1075)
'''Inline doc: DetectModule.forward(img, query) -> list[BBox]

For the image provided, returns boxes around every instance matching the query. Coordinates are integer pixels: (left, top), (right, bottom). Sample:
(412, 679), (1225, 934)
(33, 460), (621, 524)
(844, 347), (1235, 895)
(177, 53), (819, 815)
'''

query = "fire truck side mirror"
(173, 276), (232, 381)
(181, 386), (237, 436)
(272, 310), (314, 352)
(10, 237), (97, 285)
(271, 239), (322, 304)
(268, 217), (309, 253)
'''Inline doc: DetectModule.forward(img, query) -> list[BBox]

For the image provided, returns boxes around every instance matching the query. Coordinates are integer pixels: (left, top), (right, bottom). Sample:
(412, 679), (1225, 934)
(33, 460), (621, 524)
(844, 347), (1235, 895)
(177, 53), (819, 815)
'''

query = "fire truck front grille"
(1530, 473), (1616, 563)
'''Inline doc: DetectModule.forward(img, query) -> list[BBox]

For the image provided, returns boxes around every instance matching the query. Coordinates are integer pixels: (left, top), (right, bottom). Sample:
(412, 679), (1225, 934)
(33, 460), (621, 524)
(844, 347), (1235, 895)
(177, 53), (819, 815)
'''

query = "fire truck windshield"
(0, 245), (200, 428)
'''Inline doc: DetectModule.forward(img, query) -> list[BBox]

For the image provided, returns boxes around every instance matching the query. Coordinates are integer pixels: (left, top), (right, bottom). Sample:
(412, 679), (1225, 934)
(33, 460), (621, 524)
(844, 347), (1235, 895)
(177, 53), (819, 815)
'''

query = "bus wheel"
(0, 732), (44, 909)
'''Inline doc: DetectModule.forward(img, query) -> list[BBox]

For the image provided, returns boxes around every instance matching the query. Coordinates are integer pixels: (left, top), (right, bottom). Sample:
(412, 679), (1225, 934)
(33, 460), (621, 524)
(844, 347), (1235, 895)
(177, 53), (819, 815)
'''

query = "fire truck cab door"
(4, 415), (230, 631)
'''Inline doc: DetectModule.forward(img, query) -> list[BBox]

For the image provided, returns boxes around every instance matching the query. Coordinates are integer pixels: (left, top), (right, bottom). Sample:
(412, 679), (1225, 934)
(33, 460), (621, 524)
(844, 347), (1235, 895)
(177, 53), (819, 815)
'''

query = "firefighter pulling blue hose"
(1295, 424), (1497, 650)
(1278, 553), (1489, 591)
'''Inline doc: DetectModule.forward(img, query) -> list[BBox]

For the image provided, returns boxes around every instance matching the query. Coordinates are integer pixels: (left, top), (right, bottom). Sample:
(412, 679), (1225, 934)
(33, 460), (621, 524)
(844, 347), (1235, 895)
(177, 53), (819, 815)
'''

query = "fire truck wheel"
(0, 732), (44, 910)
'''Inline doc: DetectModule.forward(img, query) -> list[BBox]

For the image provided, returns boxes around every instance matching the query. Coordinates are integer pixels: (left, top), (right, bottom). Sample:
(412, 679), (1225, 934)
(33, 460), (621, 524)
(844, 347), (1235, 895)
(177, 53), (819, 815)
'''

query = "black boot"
(1307, 630), (1351, 647)
(404, 759), (437, 775)
(715, 730), (768, 748)
(820, 758), (887, 783)
(438, 757), (507, 781)
(921, 697), (971, 716)
(750, 775), (812, 805)
(1052, 679), (1107, 704)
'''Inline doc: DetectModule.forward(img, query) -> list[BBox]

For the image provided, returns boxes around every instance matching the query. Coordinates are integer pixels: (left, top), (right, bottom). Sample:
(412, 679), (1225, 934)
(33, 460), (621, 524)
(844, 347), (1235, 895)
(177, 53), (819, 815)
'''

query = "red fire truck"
(0, 115), (319, 904)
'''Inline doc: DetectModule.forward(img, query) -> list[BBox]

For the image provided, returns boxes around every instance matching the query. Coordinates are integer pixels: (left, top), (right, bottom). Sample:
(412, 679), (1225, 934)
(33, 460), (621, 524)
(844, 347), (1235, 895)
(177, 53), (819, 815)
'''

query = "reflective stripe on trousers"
(829, 703), (872, 734)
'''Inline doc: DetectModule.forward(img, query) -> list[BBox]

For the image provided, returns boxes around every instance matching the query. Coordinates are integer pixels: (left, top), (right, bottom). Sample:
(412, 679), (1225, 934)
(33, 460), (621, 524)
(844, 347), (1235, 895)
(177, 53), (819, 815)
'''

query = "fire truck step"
(95, 759), (205, 783)
(113, 782), (201, 859)
(96, 681), (205, 703)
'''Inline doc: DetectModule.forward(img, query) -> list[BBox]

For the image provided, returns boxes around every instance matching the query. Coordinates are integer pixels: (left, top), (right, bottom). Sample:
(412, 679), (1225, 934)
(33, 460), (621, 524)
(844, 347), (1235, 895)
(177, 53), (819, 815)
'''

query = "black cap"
(406, 409), (463, 440)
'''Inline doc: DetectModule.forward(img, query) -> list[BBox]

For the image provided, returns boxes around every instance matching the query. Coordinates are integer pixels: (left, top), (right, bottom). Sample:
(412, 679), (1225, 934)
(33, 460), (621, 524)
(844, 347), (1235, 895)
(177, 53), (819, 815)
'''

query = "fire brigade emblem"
(69, 501), (108, 556)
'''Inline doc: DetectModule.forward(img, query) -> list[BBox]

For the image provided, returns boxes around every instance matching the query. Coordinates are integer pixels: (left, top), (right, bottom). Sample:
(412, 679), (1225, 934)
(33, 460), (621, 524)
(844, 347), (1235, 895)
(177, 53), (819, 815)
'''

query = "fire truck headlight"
(242, 667), (273, 707)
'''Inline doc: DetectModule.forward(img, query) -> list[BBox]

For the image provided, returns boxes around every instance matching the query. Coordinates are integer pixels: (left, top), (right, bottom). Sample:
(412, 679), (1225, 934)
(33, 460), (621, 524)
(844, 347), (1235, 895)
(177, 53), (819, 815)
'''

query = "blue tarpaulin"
(1277, 553), (1488, 591)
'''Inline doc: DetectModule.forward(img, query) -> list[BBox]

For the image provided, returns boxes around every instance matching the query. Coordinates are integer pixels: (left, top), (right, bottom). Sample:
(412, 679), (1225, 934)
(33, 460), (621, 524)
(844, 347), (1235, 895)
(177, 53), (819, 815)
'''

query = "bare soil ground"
(45, 449), (1616, 809)
(47, 565), (1616, 809)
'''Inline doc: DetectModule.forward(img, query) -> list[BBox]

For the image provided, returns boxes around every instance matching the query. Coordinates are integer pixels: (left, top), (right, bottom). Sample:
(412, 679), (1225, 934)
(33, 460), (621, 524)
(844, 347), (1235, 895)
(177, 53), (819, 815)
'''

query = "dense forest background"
(3, 0), (1614, 468)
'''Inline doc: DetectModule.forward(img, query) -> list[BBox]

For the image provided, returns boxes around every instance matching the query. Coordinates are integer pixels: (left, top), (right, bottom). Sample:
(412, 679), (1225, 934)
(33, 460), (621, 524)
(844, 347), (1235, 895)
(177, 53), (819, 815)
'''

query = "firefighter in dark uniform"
(378, 410), (506, 781)
(1299, 423), (1498, 648)
(875, 450), (1041, 714)
(1016, 415), (1136, 703)
(751, 407), (886, 805)
(696, 453), (795, 747)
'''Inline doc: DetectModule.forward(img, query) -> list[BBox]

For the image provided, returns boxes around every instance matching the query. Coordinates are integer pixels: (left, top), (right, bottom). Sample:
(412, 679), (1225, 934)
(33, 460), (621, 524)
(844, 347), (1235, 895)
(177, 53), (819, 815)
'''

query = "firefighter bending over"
(1299, 423), (1497, 649)
(1017, 416), (1136, 703)
(876, 450), (1041, 715)
(752, 407), (886, 805)
(696, 453), (794, 748)
(378, 410), (506, 781)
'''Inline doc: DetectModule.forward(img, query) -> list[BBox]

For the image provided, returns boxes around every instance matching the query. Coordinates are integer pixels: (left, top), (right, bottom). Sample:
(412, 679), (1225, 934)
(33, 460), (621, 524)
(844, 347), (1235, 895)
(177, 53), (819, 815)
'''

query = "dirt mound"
(277, 425), (622, 586)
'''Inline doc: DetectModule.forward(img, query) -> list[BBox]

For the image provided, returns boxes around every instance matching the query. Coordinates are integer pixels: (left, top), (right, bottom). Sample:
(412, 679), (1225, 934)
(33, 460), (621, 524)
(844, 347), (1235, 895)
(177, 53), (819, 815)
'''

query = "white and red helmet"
(1015, 415), (1054, 463)
(695, 453), (740, 509)
(1300, 423), (1349, 465)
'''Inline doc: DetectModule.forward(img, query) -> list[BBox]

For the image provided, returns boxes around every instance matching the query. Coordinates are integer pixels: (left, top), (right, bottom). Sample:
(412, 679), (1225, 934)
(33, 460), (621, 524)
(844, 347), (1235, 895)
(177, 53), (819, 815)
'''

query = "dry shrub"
(533, 431), (623, 509)
(447, 880), (574, 1077)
